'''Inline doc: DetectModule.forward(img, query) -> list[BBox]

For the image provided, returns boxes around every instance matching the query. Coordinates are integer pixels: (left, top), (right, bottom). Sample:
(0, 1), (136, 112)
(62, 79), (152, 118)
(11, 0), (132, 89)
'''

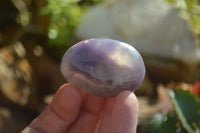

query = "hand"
(22, 83), (139, 133)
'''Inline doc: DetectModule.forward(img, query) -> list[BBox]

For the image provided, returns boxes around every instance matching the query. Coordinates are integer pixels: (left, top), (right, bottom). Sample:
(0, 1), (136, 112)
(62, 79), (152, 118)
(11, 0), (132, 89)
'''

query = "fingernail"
(21, 127), (43, 133)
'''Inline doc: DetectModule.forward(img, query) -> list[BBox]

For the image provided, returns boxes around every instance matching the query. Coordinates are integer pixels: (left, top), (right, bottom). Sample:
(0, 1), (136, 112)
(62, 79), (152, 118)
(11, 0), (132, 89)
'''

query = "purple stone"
(60, 38), (145, 97)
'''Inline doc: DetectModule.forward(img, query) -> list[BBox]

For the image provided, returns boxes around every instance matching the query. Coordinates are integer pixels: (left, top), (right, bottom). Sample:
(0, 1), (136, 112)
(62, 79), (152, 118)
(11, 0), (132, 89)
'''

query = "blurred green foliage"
(42, 0), (81, 45)
(41, 0), (82, 58)
(41, 0), (102, 59)
(147, 113), (178, 133)
(148, 89), (200, 133)
(165, 0), (200, 35)
(168, 89), (200, 133)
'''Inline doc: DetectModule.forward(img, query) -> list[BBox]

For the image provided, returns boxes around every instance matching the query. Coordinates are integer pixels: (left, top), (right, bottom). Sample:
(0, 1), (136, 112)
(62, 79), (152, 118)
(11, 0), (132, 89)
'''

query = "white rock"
(76, 0), (199, 63)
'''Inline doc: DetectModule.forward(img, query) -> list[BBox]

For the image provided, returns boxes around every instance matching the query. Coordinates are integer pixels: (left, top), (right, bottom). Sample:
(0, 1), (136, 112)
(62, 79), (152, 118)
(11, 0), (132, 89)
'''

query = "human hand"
(22, 83), (139, 133)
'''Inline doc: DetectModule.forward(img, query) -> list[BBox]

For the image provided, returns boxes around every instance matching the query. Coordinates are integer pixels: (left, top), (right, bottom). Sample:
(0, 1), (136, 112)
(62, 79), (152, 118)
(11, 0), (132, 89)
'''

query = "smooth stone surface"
(61, 38), (145, 96)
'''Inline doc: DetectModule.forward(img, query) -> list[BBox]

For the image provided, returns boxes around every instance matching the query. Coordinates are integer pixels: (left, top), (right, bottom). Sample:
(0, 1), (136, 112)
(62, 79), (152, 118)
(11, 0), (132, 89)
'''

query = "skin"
(21, 83), (139, 133)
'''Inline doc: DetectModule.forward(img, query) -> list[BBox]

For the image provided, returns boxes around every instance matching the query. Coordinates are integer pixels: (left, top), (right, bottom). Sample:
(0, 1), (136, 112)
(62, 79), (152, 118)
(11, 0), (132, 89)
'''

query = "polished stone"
(61, 38), (145, 96)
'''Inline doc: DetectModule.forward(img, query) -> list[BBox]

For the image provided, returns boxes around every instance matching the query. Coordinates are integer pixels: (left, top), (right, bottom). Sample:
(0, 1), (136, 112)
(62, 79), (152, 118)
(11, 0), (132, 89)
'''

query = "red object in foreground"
(190, 81), (200, 98)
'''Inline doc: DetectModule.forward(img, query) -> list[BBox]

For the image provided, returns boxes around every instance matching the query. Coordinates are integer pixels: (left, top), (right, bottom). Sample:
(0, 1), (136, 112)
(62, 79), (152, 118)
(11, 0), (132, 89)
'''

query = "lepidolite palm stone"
(60, 38), (145, 97)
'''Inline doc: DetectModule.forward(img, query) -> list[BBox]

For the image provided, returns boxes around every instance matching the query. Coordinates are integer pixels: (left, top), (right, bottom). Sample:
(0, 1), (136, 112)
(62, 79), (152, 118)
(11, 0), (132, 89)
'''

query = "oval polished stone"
(60, 38), (145, 97)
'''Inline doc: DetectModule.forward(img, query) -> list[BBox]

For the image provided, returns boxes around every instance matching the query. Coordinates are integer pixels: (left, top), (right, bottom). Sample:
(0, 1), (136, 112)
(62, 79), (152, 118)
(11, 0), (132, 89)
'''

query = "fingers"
(24, 84), (83, 133)
(96, 97), (115, 133)
(22, 84), (139, 133)
(68, 93), (105, 133)
(98, 91), (139, 133)
(111, 91), (138, 133)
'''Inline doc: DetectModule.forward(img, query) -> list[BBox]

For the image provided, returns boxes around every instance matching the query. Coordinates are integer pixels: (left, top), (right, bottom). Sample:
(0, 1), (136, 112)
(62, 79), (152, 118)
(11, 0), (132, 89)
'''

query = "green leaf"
(147, 113), (178, 133)
(168, 89), (200, 133)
